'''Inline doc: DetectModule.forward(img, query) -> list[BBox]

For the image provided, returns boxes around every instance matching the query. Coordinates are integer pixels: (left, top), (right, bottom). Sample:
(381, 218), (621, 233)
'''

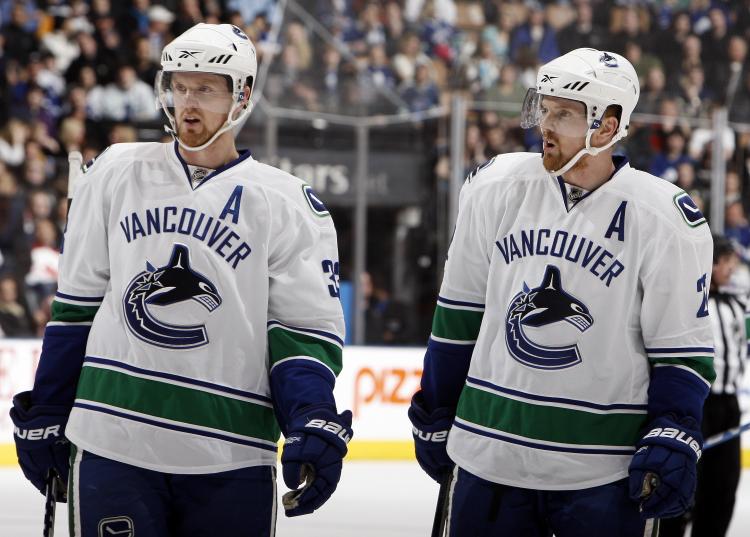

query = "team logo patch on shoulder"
(505, 265), (592, 370)
(303, 185), (329, 216)
(123, 243), (221, 349)
(673, 192), (706, 227)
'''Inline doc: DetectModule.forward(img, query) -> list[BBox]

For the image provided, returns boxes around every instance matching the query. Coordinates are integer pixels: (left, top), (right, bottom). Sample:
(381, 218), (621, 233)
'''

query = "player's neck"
(178, 134), (239, 170)
(561, 153), (615, 191)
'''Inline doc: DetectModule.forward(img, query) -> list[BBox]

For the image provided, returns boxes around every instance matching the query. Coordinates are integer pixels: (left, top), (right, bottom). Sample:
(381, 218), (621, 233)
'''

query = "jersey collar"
(555, 154), (629, 212)
(172, 141), (254, 190)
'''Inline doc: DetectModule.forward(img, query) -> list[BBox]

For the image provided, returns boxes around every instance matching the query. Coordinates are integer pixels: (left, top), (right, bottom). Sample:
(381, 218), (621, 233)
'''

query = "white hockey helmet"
(521, 48), (640, 175)
(156, 23), (258, 152)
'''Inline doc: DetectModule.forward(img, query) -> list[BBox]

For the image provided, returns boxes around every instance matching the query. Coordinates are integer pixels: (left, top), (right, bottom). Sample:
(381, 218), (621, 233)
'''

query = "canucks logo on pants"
(122, 243), (222, 349)
(98, 516), (134, 537)
(505, 265), (593, 369)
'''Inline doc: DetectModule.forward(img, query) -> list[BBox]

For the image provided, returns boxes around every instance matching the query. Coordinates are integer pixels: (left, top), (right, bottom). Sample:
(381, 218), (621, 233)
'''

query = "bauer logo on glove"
(642, 426), (702, 459)
(305, 418), (352, 444)
(14, 425), (63, 441)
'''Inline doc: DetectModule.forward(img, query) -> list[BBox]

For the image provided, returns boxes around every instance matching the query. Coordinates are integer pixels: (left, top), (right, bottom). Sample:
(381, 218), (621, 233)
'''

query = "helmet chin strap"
(166, 121), (235, 153)
(547, 129), (623, 177)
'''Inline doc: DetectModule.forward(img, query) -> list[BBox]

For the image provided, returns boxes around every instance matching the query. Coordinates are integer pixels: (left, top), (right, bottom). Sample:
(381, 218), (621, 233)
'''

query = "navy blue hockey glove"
(281, 405), (352, 517)
(9, 391), (70, 502)
(628, 415), (702, 519)
(408, 391), (454, 483)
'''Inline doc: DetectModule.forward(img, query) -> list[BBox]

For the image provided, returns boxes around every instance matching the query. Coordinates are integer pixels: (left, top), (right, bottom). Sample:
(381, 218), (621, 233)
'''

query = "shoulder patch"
(673, 191), (706, 228)
(302, 185), (329, 216)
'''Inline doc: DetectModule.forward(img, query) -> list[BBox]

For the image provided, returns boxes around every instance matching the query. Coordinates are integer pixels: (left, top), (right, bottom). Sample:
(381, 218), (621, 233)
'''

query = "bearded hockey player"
(409, 48), (714, 536)
(10, 23), (352, 535)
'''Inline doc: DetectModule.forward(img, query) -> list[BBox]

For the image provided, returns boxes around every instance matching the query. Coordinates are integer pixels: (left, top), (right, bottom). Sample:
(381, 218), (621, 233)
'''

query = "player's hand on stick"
(10, 391), (70, 501)
(408, 391), (454, 483)
(628, 414), (702, 518)
(281, 405), (352, 517)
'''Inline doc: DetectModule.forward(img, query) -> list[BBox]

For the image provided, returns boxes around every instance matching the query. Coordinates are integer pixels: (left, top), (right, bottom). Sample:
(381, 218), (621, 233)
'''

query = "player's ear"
(232, 86), (252, 120)
(593, 115), (619, 146)
(241, 84), (252, 107)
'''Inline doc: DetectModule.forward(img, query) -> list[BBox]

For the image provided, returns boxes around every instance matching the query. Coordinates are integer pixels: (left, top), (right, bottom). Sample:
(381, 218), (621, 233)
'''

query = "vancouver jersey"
(435, 152), (714, 489)
(58, 142), (344, 473)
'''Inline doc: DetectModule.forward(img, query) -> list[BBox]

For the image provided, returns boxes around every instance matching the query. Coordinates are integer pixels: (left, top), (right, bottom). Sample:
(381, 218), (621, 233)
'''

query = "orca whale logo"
(505, 265), (593, 370)
(600, 52), (618, 68)
(123, 244), (221, 349)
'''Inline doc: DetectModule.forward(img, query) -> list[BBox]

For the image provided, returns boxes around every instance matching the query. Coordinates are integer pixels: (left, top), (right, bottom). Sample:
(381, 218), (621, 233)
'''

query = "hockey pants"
(446, 466), (659, 537)
(67, 446), (276, 536)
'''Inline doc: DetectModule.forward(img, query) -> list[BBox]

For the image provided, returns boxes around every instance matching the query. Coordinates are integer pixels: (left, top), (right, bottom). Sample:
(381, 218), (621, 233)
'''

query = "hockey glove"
(628, 414), (702, 519)
(408, 391), (454, 483)
(281, 405), (352, 517)
(9, 391), (70, 501)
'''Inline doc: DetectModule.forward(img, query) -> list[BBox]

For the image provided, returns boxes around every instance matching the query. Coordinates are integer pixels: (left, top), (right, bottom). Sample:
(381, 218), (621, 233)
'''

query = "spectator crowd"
(1, 0), (750, 342)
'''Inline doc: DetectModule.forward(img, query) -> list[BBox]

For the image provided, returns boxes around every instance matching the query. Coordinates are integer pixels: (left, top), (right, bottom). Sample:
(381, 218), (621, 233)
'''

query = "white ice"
(1, 463), (748, 536)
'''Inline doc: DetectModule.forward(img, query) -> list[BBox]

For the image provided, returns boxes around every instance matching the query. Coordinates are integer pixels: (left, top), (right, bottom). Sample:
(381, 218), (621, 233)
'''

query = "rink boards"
(1, 340), (748, 467)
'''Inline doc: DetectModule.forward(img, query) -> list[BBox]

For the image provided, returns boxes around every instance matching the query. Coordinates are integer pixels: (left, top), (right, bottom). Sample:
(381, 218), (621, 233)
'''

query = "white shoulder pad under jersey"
(62, 142), (344, 473)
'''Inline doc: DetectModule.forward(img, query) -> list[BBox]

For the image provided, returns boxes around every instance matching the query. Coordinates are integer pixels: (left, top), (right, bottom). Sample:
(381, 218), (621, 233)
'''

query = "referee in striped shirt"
(662, 235), (749, 537)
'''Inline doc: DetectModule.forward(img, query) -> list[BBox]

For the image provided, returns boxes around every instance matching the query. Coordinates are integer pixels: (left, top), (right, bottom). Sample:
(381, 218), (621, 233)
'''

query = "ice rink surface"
(1, 462), (749, 536)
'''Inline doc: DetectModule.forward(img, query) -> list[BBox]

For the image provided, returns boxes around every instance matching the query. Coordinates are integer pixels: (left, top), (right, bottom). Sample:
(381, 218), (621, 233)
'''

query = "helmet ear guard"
(157, 23), (258, 152)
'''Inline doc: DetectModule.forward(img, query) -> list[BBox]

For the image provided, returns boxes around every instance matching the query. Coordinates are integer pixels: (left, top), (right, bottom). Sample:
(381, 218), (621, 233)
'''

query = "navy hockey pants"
(67, 446), (276, 537)
(446, 466), (659, 537)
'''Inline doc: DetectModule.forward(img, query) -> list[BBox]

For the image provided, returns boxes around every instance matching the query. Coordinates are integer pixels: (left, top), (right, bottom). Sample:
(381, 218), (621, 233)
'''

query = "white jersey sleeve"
(57, 150), (114, 304)
(266, 185), (345, 380)
(431, 164), (496, 345)
(639, 191), (715, 387)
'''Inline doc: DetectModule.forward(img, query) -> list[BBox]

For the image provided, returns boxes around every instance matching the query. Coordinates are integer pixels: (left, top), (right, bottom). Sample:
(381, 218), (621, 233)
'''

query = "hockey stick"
(704, 421), (750, 450)
(43, 469), (59, 537)
(42, 152), (83, 536)
(431, 471), (452, 537)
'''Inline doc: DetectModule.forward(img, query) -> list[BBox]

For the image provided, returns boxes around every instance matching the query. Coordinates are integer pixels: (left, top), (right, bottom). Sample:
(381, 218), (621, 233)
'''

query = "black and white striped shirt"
(708, 291), (749, 394)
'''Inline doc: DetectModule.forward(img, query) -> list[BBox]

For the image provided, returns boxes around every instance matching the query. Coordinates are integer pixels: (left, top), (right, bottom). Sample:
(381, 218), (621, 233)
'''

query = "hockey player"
(10, 23), (352, 536)
(409, 48), (714, 536)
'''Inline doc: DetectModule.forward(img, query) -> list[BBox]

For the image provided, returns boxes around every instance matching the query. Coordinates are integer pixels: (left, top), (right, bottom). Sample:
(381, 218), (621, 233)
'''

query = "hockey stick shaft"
(42, 152), (82, 535)
(43, 469), (58, 537)
(431, 471), (452, 537)
(704, 421), (750, 450)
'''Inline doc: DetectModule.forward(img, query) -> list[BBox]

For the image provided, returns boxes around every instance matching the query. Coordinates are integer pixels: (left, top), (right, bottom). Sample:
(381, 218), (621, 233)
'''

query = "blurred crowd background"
(0, 0), (749, 344)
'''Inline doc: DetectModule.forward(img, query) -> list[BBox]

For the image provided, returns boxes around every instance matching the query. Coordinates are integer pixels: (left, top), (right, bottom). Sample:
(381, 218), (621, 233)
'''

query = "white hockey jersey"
(436, 152), (714, 489)
(58, 142), (344, 473)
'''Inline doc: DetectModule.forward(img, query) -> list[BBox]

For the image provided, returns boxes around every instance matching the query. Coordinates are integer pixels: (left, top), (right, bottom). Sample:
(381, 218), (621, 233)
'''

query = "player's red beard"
(177, 113), (213, 147)
(177, 110), (219, 147)
(542, 135), (588, 174)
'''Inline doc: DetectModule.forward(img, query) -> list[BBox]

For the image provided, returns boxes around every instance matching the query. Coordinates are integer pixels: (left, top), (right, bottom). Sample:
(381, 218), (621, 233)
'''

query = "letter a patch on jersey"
(673, 192), (706, 227)
(605, 201), (627, 242)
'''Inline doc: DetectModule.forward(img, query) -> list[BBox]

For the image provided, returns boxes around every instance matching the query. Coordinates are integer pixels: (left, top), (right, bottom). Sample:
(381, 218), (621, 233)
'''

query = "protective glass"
(156, 70), (236, 116)
(520, 88), (590, 138)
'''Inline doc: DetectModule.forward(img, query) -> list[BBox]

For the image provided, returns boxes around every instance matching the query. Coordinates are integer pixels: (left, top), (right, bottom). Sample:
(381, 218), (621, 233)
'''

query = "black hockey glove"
(408, 391), (454, 482)
(281, 405), (352, 517)
(10, 391), (70, 501)
(628, 414), (702, 519)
